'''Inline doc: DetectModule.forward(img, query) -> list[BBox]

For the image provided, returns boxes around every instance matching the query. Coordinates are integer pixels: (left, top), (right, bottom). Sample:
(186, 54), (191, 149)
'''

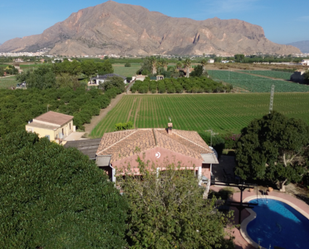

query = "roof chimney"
(168, 122), (173, 134)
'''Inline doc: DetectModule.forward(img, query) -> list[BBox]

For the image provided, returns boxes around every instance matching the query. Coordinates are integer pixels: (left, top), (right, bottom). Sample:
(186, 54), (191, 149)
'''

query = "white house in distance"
(89, 73), (127, 86)
(301, 59), (309, 66)
(25, 111), (75, 143)
(208, 59), (215, 63)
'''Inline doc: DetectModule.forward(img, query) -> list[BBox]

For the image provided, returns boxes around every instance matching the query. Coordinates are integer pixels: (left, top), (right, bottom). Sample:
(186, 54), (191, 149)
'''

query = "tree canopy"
(0, 131), (128, 248)
(235, 111), (309, 191)
(16, 59), (114, 89)
(119, 159), (234, 248)
(99, 76), (125, 92)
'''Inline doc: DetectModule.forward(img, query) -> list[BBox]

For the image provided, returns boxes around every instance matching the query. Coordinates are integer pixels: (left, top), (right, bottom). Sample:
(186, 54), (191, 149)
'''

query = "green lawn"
(90, 93), (309, 137)
(113, 63), (141, 77)
(0, 76), (17, 89)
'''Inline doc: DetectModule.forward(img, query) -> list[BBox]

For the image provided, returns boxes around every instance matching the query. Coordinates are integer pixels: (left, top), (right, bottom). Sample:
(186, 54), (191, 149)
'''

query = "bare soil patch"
(84, 93), (125, 135)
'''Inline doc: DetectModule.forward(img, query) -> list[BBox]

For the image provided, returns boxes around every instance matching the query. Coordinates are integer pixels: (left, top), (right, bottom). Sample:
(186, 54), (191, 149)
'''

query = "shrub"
(124, 62), (131, 67)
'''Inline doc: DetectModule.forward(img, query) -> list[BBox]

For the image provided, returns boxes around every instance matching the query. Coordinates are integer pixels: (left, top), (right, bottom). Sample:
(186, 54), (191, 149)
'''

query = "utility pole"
(269, 84), (275, 114)
(205, 129), (218, 146)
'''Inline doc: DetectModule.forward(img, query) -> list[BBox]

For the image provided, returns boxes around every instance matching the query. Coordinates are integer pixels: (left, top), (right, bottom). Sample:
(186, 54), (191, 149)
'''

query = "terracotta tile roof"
(33, 111), (73, 126)
(96, 128), (214, 164)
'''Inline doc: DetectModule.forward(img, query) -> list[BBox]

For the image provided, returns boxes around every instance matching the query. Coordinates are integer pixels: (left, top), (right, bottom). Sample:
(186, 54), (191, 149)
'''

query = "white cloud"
(200, 0), (261, 14)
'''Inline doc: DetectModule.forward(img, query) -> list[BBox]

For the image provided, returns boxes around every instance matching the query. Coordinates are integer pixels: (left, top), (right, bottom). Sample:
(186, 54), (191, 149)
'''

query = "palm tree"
(176, 62), (182, 70)
(149, 57), (157, 75)
(183, 58), (191, 78)
(161, 59), (168, 71)
(200, 59), (207, 72)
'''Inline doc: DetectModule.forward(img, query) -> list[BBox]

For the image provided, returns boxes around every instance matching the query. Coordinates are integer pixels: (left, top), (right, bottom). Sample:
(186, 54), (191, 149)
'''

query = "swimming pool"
(243, 197), (309, 249)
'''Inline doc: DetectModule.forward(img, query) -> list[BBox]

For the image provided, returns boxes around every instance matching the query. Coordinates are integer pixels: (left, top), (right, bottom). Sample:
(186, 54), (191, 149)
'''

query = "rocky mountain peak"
(0, 2), (300, 56)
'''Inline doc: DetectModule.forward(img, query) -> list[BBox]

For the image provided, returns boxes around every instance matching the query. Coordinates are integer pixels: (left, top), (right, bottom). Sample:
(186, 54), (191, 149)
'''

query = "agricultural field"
(0, 76), (17, 89)
(113, 63), (141, 77)
(90, 93), (309, 137)
(242, 70), (293, 80)
(208, 70), (309, 92)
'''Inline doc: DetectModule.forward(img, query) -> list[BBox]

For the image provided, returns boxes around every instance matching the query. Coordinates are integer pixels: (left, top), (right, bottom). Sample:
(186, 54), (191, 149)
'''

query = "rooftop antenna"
(269, 84), (275, 114)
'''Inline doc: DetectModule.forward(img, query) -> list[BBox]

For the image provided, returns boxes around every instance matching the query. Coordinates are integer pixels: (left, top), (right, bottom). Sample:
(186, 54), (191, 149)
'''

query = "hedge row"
(131, 77), (233, 93)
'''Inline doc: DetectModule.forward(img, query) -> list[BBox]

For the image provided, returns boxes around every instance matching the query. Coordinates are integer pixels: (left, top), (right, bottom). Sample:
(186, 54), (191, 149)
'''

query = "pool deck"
(210, 185), (309, 249)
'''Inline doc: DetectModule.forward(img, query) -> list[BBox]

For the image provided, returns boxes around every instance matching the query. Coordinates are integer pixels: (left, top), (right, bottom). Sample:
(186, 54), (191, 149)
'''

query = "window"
(45, 135), (50, 141)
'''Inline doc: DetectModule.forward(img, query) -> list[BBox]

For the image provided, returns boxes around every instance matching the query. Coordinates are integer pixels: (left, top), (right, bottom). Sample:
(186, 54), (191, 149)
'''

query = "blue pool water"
(247, 198), (309, 249)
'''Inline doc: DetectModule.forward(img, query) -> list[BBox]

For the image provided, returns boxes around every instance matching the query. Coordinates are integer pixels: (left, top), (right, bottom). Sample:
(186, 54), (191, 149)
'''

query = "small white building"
(208, 59), (215, 64)
(301, 59), (309, 66)
(89, 73), (127, 85)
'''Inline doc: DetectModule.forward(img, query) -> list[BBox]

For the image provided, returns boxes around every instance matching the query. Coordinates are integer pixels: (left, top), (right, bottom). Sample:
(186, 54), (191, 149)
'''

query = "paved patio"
(64, 132), (87, 141)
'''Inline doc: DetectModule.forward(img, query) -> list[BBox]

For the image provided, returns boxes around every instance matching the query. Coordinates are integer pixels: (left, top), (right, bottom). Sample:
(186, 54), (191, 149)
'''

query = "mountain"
(287, 40), (309, 53)
(0, 1), (300, 56)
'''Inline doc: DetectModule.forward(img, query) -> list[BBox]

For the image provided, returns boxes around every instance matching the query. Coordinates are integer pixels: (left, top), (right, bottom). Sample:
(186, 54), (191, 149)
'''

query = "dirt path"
(84, 93), (125, 135)
(134, 98), (142, 127)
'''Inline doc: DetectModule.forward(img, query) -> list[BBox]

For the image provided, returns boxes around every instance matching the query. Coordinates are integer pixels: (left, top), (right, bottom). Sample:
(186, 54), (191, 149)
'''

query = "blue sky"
(0, 0), (308, 45)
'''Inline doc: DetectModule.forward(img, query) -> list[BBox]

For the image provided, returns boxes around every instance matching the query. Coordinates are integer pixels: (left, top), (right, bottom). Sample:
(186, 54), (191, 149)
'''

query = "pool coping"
(240, 195), (309, 249)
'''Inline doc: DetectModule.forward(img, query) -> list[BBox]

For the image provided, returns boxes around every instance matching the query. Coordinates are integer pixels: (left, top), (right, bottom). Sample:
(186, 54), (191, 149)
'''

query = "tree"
(119, 159), (234, 248)
(159, 58), (168, 71)
(176, 61), (182, 69)
(190, 65), (203, 77)
(26, 65), (56, 89)
(56, 73), (80, 89)
(149, 56), (157, 75)
(16, 70), (30, 83)
(96, 59), (114, 75)
(200, 58), (207, 72)
(0, 67), (4, 76)
(100, 76), (125, 92)
(0, 131), (128, 248)
(235, 111), (309, 191)
(234, 54), (245, 62)
(183, 58), (192, 78)
(125, 62), (131, 67)
(81, 60), (97, 77)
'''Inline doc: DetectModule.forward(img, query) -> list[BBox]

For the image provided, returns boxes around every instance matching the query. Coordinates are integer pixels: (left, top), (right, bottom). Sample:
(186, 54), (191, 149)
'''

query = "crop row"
(91, 93), (309, 137)
(241, 70), (293, 80)
(208, 70), (309, 92)
(130, 77), (233, 94)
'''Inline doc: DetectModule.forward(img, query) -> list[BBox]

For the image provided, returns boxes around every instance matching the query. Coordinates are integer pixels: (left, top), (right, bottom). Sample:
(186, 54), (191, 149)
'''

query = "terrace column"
(198, 166), (202, 183)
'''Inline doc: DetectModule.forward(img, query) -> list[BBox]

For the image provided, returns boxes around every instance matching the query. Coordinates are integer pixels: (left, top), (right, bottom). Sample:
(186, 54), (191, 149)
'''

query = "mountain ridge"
(287, 40), (309, 53)
(0, 1), (300, 56)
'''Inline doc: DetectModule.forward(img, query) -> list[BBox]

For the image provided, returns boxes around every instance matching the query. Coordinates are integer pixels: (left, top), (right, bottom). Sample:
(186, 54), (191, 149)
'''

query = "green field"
(0, 76), (17, 89)
(242, 70), (293, 80)
(113, 63), (141, 77)
(90, 93), (309, 137)
(208, 70), (309, 92)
